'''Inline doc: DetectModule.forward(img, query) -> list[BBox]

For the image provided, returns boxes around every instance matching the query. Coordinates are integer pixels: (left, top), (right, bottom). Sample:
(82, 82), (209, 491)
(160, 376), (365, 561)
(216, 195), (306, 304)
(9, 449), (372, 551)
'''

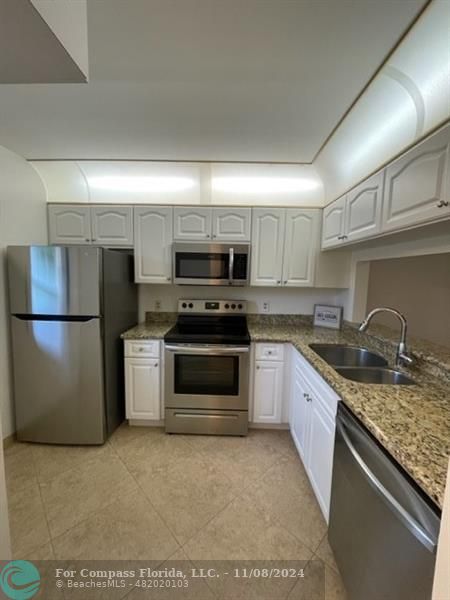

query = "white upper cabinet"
(282, 209), (320, 287)
(91, 206), (133, 246)
(212, 208), (251, 241)
(173, 207), (251, 241)
(382, 124), (450, 232)
(48, 205), (91, 244)
(321, 196), (346, 248)
(345, 170), (384, 243)
(49, 205), (133, 246)
(251, 208), (285, 286)
(134, 206), (173, 283)
(173, 207), (212, 241)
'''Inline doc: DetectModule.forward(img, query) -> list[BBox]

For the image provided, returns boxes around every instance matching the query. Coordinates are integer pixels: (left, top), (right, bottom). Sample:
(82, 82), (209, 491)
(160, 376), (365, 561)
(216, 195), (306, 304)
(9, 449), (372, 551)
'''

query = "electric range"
(164, 299), (250, 436)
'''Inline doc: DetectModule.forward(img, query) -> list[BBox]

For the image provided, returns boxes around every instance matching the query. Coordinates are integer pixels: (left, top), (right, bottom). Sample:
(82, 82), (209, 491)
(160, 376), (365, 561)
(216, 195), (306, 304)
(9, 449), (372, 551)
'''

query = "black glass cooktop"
(164, 315), (250, 346)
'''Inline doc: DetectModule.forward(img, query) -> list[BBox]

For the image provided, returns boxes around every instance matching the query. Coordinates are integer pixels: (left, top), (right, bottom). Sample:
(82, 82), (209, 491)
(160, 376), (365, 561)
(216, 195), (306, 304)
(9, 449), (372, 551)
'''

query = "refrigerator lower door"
(11, 316), (105, 444)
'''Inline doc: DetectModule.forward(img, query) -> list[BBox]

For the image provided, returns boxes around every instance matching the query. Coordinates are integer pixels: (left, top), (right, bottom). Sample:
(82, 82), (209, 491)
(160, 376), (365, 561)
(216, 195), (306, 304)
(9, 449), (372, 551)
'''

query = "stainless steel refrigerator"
(7, 246), (138, 445)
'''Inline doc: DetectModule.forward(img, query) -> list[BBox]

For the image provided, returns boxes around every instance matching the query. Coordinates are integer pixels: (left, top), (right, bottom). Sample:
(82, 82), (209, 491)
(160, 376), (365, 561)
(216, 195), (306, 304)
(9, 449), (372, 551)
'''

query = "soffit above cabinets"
(0, 0), (426, 161)
(31, 161), (325, 207)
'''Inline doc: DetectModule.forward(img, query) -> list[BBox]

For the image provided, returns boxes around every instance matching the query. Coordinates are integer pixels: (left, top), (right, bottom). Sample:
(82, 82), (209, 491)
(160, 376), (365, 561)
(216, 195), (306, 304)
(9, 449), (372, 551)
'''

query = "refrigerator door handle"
(13, 315), (98, 322)
(336, 418), (437, 554)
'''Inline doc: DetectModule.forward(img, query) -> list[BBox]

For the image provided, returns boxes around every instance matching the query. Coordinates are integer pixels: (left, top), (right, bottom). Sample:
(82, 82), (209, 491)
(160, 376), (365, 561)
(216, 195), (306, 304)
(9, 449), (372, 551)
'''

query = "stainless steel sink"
(309, 344), (388, 367)
(334, 367), (415, 385)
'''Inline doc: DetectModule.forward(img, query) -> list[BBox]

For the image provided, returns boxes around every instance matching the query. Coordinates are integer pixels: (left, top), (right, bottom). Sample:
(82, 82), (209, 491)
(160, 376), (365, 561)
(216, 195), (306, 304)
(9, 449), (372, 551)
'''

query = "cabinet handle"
(256, 365), (260, 370)
(154, 362), (158, 367)
(85, 238), (90, 242)
(138, 348), (144, 352)
(206, 234), (210, 238)
(283, 280), (287, 284)
(212, 234), (216, 238)
(167, 276), (171, 281)
(277, 280), (281, 285)
(437, 200), (449, 208)
(267, 351), (272, 355)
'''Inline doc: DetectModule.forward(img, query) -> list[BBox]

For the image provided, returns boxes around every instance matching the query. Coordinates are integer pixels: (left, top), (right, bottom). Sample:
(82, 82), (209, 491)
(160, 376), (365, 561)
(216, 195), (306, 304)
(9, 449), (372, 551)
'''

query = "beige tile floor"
(4, 426), (347, 600)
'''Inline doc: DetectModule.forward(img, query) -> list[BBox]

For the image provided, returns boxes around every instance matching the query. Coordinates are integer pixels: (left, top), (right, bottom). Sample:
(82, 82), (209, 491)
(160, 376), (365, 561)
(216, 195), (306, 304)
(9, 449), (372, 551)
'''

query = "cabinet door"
(173, 207), (212, 241)
(48, 205), (91, 244)
(282, 209), (320, 287)
(321, 196), (346, 249)
(212, 208), (251, 241)
(134, 206), (173, 283)
(345, 171), (384, 243)
(382, 124), (450, 232)
(250, 208), (285, 286)
(125, 358), (160, 420)
(290, 362), (311, 461)
(253, 360), (283, 424)
(91, 206), (133, 246)
(306, 396), (336, 522)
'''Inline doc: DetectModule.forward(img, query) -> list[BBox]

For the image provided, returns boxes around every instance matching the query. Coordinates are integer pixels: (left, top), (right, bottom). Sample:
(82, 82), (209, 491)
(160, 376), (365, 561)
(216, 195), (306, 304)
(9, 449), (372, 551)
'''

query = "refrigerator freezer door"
(11, 316), (105, 444)
(8, 245), (101, 317)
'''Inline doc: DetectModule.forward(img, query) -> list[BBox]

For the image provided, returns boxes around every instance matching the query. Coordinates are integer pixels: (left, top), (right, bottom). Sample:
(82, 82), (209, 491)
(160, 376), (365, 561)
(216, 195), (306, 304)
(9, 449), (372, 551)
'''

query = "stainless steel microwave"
(173, 242), (250, 286)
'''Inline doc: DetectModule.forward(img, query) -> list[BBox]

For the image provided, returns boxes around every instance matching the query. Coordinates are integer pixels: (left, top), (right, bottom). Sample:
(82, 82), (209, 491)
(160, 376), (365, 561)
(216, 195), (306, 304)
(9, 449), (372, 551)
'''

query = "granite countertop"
(122, 314), (450, 508)
(249, 317), (450, 509)
(121, 320), (175, 340)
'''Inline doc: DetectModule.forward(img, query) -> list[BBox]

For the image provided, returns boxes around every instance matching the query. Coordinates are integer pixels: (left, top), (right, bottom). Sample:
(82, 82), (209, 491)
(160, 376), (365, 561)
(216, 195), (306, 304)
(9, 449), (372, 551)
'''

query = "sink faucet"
(358, 307), (414, 368)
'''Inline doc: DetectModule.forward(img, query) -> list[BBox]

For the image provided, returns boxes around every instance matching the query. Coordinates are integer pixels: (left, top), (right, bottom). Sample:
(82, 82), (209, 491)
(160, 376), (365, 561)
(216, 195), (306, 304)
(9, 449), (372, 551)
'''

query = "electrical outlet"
(262, 301), (270, 313)
(155, 300), (162, 311)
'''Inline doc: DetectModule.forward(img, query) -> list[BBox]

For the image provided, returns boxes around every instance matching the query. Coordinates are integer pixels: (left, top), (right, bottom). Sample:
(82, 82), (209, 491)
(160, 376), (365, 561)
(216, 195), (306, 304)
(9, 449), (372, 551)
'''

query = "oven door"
(172, 243), (249, 286)
(165, 344), (249, 410)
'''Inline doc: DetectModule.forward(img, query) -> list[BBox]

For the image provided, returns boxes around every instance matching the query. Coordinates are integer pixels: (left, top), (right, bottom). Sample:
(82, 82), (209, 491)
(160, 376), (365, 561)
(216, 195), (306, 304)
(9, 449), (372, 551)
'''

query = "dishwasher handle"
(336, 418), (437, 554)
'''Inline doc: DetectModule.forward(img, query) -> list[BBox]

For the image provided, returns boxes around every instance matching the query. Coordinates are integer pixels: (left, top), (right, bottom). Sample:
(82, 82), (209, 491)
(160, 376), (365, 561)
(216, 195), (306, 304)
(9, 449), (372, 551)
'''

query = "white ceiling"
(0, 0), (427, 162)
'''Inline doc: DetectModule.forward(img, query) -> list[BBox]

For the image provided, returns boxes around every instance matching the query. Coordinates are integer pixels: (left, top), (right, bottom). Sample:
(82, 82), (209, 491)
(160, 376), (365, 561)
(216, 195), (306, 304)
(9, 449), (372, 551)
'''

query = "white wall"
(315, 0), (450, 203)
(139, 284), (345, 320)
(0, 146), (48, 439)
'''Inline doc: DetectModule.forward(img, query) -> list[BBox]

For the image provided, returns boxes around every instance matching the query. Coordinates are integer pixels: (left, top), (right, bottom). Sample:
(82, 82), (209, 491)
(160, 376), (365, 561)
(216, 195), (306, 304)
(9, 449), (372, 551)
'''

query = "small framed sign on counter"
(313, 304), (343, 330)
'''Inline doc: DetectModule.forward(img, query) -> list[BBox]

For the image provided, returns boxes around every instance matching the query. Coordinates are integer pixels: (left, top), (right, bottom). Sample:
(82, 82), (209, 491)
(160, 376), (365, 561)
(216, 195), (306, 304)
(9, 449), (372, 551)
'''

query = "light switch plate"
(313, 304), (343, 329)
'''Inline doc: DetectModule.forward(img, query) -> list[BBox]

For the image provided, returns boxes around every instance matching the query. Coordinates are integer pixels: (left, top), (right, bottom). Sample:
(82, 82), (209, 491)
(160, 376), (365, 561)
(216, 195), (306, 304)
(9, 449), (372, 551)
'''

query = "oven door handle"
(228, 247), (234, 284)
(165, 344), (249, 354)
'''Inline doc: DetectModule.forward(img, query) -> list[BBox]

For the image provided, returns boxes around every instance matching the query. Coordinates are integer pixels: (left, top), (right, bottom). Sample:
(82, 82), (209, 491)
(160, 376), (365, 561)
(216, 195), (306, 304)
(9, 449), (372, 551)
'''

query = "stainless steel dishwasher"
(329, 403), (440, 600)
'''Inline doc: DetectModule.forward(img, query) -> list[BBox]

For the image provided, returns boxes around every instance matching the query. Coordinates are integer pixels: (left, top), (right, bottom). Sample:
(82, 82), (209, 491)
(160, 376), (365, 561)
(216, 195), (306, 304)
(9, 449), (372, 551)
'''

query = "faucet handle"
(398, 352), (415, 368)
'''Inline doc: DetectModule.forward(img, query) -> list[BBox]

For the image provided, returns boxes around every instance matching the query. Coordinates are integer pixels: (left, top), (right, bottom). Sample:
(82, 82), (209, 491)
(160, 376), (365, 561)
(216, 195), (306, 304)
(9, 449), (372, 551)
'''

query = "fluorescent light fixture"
(211, 176), (320, 194)
(87, 176), (196, 193)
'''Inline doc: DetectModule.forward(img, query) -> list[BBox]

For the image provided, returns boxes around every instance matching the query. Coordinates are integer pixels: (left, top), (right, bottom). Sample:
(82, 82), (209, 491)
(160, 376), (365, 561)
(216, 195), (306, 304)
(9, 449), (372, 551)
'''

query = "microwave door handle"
(228, 247), (234, 284)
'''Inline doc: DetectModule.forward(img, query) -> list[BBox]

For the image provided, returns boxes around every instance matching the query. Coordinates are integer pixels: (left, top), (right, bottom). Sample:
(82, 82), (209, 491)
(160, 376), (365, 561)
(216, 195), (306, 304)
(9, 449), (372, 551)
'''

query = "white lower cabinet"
(306, 393), (336, 519)
(124, 340), (161, 421)
(289, 347), (339, 522)
(252, 344), (285, 424)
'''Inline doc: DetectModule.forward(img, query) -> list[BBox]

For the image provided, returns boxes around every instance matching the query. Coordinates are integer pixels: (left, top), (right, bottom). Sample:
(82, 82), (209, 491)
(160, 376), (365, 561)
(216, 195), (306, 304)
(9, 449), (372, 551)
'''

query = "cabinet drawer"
(125, 340), (160, 358)
(255, 343), (284, 361)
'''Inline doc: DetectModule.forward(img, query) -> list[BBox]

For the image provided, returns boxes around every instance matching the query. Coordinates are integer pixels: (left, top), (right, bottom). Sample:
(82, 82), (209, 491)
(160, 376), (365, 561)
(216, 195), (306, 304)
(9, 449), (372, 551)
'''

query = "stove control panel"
(178, 299), (247, 314)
